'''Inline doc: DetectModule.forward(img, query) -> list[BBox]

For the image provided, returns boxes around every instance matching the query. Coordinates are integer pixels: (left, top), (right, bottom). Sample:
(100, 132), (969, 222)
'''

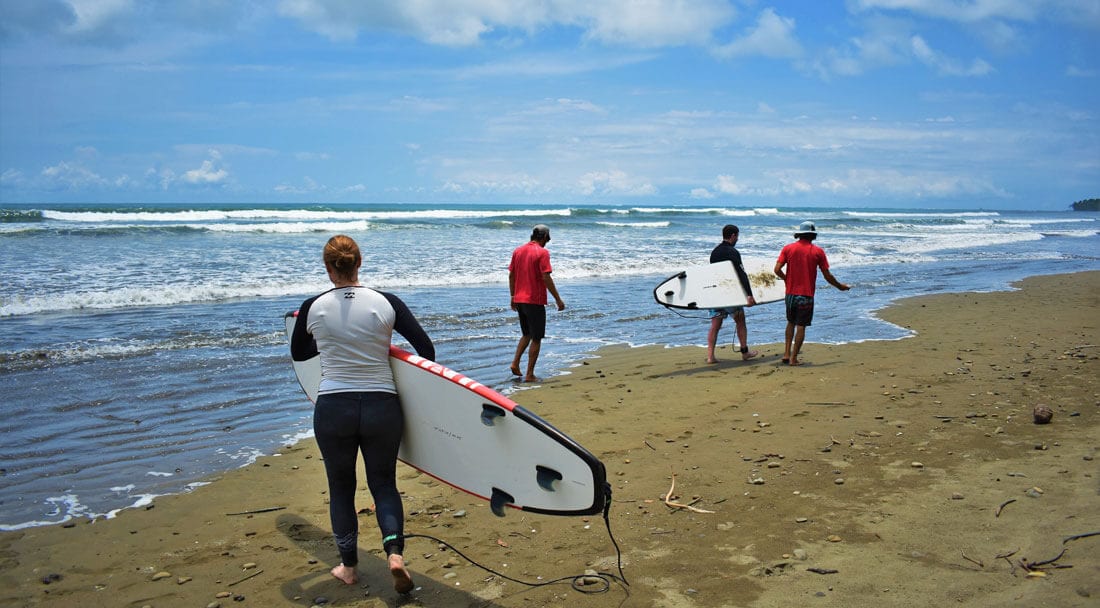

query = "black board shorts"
(515, 303), (547, 340)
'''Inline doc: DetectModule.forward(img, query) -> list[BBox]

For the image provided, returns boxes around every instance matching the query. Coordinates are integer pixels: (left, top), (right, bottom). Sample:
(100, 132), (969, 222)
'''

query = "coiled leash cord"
(404, 484), (626, 594)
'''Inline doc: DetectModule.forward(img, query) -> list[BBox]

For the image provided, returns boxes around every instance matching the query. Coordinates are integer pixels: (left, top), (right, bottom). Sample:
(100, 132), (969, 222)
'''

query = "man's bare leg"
(782, 322), (795, 363)
(734, 312), (758, 360)
(706, 316), (723, 363)
(510, 336), (530, 376)
(789, 325), (807, 366)
(525, 339), (542, 382)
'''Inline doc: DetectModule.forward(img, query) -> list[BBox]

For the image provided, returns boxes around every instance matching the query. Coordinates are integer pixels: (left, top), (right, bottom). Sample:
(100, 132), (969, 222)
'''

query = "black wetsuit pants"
(314, 391), (405, 567)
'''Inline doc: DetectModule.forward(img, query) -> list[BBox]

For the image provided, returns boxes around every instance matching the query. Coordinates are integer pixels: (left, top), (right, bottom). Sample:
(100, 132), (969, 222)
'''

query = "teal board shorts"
(709, 306), (744, 319)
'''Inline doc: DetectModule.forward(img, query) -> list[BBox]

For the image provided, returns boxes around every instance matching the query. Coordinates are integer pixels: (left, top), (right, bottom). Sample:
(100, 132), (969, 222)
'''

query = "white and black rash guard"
(290, 286), (435, 395)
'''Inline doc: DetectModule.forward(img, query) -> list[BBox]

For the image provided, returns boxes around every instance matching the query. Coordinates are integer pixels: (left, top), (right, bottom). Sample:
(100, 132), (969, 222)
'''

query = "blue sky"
(1, 0), (1098, 209)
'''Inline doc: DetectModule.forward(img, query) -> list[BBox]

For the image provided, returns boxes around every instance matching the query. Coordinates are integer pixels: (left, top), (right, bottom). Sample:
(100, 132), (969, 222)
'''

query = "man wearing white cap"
(774, 221), (850, 366)
(508, 224), (565, 382)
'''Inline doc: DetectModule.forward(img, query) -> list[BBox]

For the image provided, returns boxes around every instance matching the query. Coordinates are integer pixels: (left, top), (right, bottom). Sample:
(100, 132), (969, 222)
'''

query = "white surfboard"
(654, 259), (786, 310)
(285, 312), (607, 517)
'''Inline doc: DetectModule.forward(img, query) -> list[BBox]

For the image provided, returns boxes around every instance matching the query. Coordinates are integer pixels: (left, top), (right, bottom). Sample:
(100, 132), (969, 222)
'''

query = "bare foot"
(330, 563), (358, 585)
(523, 375), (541, 383)
(706, 358), (718, 364)
(741, 350), (760, 361)
(788, 359), (803, 367)
(509, 365), (522, 376)
(389, 554), (414, 594)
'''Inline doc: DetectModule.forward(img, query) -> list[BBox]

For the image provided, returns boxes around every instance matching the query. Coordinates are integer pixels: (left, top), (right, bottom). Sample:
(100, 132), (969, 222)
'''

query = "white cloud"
(1066, 65), (1097, 78)
(712, 8), (802, 59)
(578, 169), (657, 196)
(40, 160), (108, 189)
(811, 22), (994, 78)
(276, 0), (736, 47)
(1, 168), (27, 186)
(182, 160), (228, 184)
(714, 174), (749, 195)
(181, 152), (229, 185)
(846, 0), (1100, 26)
(910, 35), (993, 76)
(453, 52), (657, 79)
(573, 0), (735, 47)
(65, 0), (133, 33)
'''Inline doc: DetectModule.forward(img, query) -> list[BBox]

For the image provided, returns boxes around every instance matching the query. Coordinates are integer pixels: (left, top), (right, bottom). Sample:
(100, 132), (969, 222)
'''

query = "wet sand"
(2, 271), (1098, 608)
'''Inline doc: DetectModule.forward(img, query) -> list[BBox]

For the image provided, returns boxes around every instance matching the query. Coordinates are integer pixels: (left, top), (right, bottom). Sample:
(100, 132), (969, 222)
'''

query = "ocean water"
(1, 202), (1098, 529)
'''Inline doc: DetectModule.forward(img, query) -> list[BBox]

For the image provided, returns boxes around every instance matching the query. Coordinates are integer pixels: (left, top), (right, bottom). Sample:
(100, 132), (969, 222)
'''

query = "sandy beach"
(2, 271), (1097, 608)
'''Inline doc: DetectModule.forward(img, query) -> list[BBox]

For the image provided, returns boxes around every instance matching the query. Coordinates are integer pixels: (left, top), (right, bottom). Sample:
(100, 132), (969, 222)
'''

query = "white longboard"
(654, 259), (785, 310)
(285, 312), (607, 517)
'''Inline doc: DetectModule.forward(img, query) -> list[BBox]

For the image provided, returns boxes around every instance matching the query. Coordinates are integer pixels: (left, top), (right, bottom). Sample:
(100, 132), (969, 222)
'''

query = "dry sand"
(2, 271), (1098, 608)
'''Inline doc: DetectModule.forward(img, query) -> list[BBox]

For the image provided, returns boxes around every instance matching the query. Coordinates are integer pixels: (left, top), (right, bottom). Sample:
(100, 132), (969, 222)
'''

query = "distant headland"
(1071, 198), (1099, 211)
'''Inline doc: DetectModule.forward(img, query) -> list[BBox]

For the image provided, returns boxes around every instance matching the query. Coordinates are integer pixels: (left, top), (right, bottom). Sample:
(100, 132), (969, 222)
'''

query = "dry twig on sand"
(664, 473), (715, 514)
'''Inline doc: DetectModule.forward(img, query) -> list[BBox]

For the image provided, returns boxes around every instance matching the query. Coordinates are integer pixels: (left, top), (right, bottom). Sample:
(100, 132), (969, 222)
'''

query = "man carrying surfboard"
(774, 221), (851, 366)
(706, 224), (759, 363)
(509, 224), (565, 382)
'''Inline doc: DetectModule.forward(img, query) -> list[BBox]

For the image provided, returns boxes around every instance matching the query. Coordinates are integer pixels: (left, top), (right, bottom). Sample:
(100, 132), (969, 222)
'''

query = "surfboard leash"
(402, 484), (628, 595)
(658, 305), (711, 320)
(402, 532), (626, 594)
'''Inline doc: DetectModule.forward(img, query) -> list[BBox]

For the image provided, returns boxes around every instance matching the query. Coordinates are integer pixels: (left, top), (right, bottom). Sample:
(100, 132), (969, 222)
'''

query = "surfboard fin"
(489, 488), (514, 517)
(480, 403), (506, 426)
(535, 465), (563, 491)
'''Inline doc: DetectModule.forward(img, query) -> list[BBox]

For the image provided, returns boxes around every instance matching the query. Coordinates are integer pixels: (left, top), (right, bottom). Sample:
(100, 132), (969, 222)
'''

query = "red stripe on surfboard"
(388, 345), (518, 413)
(290, 310), (517, 413)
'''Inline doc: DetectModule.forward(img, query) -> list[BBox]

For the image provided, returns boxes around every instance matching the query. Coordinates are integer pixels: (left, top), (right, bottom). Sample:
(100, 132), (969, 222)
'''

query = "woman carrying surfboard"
(290, 234), (435, 594)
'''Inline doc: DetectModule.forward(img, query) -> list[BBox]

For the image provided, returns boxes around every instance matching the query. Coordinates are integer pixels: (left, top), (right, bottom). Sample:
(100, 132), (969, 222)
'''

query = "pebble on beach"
(1032, 404), (1054, 424)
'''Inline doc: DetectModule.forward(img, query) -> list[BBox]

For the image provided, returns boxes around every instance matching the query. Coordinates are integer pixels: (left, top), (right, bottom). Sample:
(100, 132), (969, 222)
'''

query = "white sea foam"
(595, 221), (670, 228)
(41, 207), (575, 224)
(842, 210), (1000, 218)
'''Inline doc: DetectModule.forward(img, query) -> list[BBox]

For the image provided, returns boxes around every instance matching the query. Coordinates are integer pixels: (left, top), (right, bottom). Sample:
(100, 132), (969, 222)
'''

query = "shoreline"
(2, 271), (1098, 607)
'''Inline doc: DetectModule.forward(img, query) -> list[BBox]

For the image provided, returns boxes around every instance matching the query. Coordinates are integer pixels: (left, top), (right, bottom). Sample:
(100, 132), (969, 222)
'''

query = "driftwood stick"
(663, 473), (715, 514)
(994, 498), (1016, 517)
(1022, 548), (1068, 570)
(1063, 531), (1100, 544)
(228, 569), (263, 586)
(961, 553), (984, 568)
(226, 506), (286, 516)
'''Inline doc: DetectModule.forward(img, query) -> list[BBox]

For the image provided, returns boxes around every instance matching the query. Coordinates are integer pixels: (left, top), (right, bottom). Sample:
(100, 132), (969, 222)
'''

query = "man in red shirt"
(774, 221), (850, 366)
(509, 224), (565, 382)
